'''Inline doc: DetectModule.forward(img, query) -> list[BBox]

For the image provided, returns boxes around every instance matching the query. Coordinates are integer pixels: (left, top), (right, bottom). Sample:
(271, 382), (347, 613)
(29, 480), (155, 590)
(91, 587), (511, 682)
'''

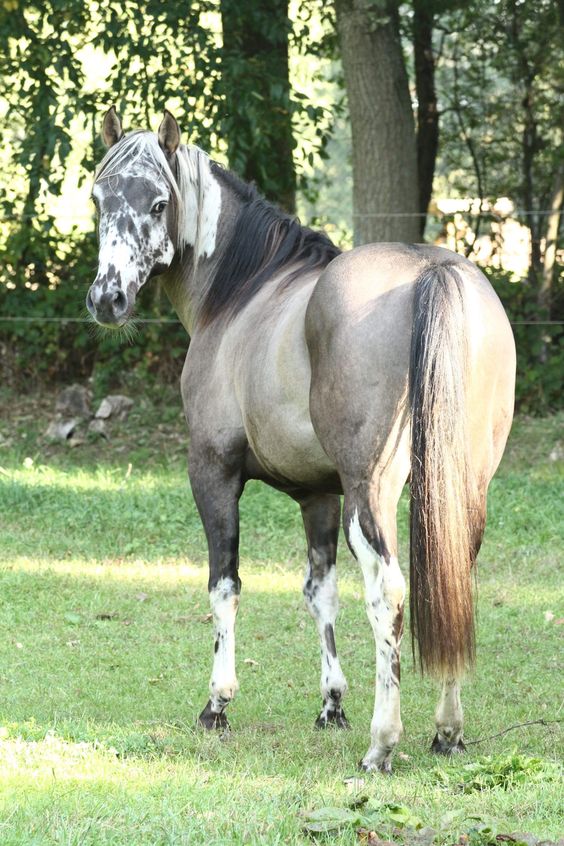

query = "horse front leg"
(190, 451), (244, 730)
(299, 494), (349, 728)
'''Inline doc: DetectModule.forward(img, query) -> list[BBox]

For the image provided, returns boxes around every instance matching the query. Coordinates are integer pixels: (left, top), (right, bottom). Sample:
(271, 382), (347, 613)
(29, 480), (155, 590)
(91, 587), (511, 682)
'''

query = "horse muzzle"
(86, 282), (130, 327)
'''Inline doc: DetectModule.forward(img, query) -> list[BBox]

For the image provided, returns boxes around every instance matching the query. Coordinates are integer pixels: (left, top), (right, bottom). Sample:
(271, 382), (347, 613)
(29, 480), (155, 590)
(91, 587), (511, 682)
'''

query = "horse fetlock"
(369, 721), (402, 756)
(432, 716), (465, 753)
(360, 728), (401, 771)
(360, 742), (395, 774)
(435, 721), (462, 742)
(320, 667), (348, 702)
(316, 675), (349, 727)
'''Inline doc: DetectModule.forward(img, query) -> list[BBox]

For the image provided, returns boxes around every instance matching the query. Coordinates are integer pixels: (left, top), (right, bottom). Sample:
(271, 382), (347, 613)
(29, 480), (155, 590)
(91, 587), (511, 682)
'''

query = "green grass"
(0, 387), (562, 845)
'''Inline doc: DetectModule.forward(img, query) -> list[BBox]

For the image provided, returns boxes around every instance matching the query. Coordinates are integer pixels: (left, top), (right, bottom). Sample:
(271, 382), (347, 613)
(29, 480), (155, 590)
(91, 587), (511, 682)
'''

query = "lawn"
(0, 386), (562, 845)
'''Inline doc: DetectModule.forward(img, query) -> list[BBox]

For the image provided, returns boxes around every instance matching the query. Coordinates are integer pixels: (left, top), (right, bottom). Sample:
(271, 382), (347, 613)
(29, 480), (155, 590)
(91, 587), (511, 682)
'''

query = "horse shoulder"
(181, 328), (246, 456)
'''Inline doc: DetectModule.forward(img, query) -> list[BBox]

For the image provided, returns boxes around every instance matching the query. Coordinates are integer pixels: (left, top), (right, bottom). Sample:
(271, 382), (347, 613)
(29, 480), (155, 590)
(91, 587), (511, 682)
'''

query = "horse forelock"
(94, 131), (217, 258)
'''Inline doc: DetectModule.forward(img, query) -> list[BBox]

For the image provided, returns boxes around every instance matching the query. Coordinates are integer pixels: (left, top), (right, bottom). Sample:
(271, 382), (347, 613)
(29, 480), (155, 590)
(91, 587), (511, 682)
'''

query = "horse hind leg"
(432, 679), (466, 754)
(299, 494), (349, 728)
(431, 500), (486, 754)
(343, 488), (406, 773)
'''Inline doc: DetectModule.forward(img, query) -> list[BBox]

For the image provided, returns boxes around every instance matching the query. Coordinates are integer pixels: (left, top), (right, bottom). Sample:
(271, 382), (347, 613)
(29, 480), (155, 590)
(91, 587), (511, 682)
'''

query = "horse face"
(86, 173), (175, 327)
(87, 108), (181, 328)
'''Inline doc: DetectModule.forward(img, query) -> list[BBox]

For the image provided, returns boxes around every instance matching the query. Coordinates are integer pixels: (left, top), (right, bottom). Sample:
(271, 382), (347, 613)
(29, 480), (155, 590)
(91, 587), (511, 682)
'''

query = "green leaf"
(300, 806), (361, 833)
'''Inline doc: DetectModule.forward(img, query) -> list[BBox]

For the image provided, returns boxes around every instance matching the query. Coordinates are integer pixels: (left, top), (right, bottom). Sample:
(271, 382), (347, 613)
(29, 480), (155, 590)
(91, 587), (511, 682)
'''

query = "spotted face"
(87, 169), (175, 327)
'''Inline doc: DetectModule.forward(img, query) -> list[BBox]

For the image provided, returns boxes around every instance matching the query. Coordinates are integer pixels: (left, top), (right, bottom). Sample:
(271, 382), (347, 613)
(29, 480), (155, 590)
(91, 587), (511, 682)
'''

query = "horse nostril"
(112, 289), (126, 313)
(86, 290), (94, 313)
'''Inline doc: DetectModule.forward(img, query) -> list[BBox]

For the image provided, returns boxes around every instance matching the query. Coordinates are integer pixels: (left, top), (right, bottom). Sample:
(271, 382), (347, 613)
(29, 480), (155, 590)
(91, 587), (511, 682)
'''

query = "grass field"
(0, 386), (562, 845)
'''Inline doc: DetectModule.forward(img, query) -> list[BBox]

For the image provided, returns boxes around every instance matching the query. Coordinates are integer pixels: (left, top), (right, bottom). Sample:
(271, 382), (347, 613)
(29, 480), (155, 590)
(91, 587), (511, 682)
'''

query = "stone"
(88, 418), (108, 438)
(44, 418), (80, 441)
(55, 385), (92, 419)
(95, 395), (133, 421)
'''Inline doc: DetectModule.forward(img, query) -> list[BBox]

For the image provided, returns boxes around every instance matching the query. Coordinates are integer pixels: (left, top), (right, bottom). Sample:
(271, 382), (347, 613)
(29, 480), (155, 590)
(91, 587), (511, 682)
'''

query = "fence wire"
(1, 207), (561, 328)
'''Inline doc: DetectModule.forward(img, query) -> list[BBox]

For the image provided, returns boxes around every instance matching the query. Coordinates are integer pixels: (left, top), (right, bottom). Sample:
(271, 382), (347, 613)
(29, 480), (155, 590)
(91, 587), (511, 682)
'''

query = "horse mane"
(197, 164), (341, 327)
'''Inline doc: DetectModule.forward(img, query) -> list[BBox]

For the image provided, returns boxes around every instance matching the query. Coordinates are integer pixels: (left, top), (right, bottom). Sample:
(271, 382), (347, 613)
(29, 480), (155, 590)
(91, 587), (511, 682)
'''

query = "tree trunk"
(220, 0), (296, 213)
(413, 0), (439, 239)
(522, 81), (543, 286)
(539, 166), (563, 316)
(335, 0), (419, 245)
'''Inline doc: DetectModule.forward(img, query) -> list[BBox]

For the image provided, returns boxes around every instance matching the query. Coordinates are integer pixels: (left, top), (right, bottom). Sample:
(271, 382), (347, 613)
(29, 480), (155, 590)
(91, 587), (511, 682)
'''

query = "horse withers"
(86, 107), (516, 773)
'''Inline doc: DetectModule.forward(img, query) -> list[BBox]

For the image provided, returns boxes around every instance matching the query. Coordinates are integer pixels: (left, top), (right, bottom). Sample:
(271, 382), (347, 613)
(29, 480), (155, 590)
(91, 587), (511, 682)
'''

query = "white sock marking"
(209, 577), (239, 710)
(349, 508), (405, 769)
(303, 562), (347, 704)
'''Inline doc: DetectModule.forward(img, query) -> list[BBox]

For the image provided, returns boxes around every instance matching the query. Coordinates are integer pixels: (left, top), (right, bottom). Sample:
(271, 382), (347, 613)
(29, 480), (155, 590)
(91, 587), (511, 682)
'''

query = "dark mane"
(197, 164), (341, 326)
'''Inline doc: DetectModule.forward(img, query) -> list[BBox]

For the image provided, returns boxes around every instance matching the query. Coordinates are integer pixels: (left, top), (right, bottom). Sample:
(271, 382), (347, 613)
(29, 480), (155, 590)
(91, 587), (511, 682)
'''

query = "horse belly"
(244, 402), (339, 490)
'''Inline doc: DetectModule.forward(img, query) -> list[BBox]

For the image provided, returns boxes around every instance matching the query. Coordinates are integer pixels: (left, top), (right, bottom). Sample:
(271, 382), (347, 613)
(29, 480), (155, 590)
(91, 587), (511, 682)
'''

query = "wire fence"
(0, 209), (560, 221)
(1, 206), (561, 328)
(0, 316), (560, 327)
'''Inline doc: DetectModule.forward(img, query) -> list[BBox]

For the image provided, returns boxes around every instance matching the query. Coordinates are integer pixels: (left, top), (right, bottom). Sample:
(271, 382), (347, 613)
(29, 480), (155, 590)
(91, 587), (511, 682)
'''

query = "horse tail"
(408, 264), (483, 678)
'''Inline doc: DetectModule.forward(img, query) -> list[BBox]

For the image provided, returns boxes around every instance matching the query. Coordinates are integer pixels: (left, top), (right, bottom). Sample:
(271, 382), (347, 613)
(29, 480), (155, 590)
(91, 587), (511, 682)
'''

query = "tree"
(436, 0), (563, 307)
(412, 0), (439, 238)
(334, 0), (420, 245)
(220, 0), (296, 212)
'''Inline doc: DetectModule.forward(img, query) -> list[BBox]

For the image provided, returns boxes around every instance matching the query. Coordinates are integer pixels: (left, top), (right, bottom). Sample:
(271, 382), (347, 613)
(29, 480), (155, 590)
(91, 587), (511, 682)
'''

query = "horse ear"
(158, 110), (181, 155)
(102, 106), (124, 148)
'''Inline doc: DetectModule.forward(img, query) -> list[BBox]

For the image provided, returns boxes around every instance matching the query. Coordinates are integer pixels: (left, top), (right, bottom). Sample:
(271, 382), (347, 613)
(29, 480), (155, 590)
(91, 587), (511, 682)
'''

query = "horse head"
(86, 107), (181, 327)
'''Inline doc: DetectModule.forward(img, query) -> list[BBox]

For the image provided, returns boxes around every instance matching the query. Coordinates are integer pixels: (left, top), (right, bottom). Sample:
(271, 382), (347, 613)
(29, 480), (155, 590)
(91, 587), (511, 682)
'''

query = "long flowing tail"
(409, 264), (484, 677)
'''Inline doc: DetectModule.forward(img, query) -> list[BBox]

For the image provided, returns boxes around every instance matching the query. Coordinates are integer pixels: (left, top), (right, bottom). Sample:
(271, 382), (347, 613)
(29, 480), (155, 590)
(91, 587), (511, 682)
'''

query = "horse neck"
(162, 170), (241, 336)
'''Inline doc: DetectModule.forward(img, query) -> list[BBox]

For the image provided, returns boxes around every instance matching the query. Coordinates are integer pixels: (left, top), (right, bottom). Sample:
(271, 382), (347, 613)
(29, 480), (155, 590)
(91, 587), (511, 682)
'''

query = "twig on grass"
(465, 718), (562, 746)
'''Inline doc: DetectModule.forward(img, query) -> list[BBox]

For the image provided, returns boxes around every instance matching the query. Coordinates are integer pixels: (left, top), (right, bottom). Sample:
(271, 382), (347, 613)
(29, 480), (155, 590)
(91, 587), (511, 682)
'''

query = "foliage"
(487, 268), (563, 414)
(0, 225), (188, 392)
(433, 0), (563, 285)
(434, 752), (562, 793)
(436, 0), (562, 202)
(300, 798), (563, 845)
(300, 800), (423, 834)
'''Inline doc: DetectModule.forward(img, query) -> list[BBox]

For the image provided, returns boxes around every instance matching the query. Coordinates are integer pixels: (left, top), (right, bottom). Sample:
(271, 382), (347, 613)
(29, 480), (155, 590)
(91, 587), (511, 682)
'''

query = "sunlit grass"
(0, 398), (562, 844)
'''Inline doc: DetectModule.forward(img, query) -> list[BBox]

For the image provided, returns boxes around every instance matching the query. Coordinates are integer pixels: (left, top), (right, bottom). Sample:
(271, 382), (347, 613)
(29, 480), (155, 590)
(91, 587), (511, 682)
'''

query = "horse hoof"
(197, 700), (230, 731)
(315, 705), (350, 729)
(358, 757), (393, 775)
(431, 733), (466, 755)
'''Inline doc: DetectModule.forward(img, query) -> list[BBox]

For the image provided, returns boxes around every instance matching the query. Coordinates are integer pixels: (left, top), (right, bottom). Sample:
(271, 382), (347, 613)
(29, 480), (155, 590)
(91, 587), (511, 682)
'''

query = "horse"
(86, 107), (516, 773)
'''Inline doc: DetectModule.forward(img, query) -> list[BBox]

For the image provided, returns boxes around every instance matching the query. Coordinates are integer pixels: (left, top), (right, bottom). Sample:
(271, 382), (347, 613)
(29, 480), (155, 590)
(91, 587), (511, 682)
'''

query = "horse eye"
(152, 201), (167, 215)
